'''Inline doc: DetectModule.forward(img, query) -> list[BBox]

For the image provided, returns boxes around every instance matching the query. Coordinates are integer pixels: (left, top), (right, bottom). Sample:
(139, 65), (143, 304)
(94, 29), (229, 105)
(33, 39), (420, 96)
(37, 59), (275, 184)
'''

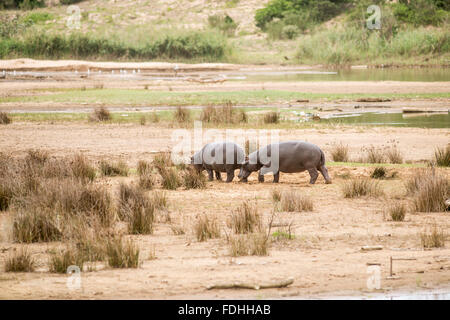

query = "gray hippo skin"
(191, 142), (245, 182)
(238, 141), (332, 184)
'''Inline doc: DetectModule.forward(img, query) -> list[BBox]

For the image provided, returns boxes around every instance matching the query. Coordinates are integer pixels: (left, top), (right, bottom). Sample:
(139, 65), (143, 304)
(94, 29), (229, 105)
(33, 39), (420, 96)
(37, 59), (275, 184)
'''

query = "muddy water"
(320, 112), (450, 128)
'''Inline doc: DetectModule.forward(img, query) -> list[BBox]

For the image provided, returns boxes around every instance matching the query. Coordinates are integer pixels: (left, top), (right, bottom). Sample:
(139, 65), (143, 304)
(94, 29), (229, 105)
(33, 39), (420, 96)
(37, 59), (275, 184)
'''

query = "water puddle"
(319, 111), (450, 128)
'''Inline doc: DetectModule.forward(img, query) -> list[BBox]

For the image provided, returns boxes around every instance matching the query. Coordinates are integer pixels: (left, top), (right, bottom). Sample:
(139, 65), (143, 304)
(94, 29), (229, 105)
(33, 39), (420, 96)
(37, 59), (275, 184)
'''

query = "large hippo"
(191, 142), (245, 182)
(238, 141), (332, 184)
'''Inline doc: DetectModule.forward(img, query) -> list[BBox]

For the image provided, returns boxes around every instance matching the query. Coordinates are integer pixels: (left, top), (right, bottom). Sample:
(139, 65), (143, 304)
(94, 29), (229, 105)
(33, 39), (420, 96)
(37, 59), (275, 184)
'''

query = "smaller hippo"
(238, 141), (331, 184)
(191, 142), (245, 182)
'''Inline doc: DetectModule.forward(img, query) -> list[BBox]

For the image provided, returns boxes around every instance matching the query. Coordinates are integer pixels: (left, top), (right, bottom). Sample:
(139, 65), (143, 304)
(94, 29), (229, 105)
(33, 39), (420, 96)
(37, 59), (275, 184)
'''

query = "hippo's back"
(201, 142), (245, 170)
(261, 141), (323, 173)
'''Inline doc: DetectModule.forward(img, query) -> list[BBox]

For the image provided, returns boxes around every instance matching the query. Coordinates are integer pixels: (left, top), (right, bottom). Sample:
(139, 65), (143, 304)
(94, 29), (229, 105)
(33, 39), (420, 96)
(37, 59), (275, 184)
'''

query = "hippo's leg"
(215, 171), (222, 181)
(226, 169), (235, 183)
(307, 168), (319, 184)
(273, 171), (280, 183)
(206, 169), (214, 181)
(258, 171), (265, 183)
(319, 165), (332, 184)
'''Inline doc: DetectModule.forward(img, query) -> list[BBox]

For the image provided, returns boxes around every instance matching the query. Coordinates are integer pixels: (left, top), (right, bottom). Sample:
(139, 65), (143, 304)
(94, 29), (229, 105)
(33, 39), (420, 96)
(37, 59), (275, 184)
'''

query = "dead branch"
(206, 278), (294, 290)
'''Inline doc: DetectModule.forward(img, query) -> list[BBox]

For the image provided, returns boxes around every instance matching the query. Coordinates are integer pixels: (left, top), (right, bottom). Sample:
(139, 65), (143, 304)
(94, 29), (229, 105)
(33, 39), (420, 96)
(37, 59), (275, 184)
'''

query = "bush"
(194, 214), (220, 242)
(0, 112), (12, 125)
(282, 25), (300, 39)
(255, 0), (348, 30)
(5, 249), (35, 272)
(200, 102), (247, 124)
(271, 189), (282, 203)
(342, 178), (383, 198)
(392, 0), (447, 26)
(153, 152), (173, 171)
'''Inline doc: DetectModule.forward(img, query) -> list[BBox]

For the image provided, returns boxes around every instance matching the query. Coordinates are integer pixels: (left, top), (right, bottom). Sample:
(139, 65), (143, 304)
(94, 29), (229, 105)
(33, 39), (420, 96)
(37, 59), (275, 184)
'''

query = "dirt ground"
(0, 123), (449, 299)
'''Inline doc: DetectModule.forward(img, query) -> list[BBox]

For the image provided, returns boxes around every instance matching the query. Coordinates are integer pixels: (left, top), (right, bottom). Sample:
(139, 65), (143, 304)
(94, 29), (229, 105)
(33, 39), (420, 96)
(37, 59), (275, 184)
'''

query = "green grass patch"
(1, 89), (448, 106)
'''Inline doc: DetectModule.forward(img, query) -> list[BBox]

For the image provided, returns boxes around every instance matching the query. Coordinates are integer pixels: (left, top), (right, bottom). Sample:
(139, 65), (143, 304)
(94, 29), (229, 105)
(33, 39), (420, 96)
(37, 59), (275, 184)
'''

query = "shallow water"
(236, 68), (450, 82)
(320, 112), (450, 128)
(2, 67), (449, 82)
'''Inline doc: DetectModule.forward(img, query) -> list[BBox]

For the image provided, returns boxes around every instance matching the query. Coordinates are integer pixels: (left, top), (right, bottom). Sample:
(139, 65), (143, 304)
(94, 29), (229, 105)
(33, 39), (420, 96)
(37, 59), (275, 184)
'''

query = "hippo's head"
(190, 155), (203, 172)
(238, 158), (260, 182)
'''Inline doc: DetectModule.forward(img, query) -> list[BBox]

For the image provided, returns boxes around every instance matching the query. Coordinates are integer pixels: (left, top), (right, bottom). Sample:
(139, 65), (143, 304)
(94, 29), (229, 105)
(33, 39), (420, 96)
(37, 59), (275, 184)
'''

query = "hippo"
(191, 142), (245, 182)
(238, 141), (331, 184)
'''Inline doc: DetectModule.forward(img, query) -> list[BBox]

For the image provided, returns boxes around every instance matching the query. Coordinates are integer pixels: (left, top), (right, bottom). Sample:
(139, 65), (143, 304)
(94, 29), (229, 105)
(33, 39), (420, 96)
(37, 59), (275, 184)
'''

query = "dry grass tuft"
(99, 160), (129, 176)
(0, 112), (12, 125)
(362, 145), (385, 164)
(5, 249), (35, 272)
(330, 143), (349, 162)
(371, 166), (387, 179)
(174, 107), (191, 123)
(194, 214), (221, 242)
(49, 246), (85, 273)
(158, 167), (181, 190)
(89, 107), (111, 122)
(200, 102), (247, 124)
(182, 168), (207, 189)
(263, 111), (280, 124)
(342, 178), (383, 198)
(229, 201), (262, 234)
(386, 145), (403, 164)
(106, 237), (140, 268)
(388, 202), (407, 221)
(420, 225), (446, 248)
(153, 152), (173, 170)
(271, 189), (282, 203)
(279, 189), (313, 212)
(137, 160), (154, 190)
(410, 170), (449, 212)
(434, 146), (450, 167)
(229, 233), (270, 257)
(118, 183), (155, 234)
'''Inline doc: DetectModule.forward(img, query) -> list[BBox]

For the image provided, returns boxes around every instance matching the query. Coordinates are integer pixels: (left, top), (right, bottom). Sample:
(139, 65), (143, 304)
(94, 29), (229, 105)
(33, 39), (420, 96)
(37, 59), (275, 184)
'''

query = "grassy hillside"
(0, 0), (448, 66)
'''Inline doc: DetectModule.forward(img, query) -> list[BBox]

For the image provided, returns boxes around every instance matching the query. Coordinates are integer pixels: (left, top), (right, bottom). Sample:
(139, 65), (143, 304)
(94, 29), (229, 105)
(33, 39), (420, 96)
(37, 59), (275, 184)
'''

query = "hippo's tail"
(319, 149), (326, 167)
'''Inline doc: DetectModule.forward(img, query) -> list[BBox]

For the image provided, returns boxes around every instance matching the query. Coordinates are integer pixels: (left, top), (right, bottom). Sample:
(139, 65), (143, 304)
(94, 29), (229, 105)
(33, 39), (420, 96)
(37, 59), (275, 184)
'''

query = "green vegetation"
(2, 89), (447, 107)
(0, 31), (229, 61)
